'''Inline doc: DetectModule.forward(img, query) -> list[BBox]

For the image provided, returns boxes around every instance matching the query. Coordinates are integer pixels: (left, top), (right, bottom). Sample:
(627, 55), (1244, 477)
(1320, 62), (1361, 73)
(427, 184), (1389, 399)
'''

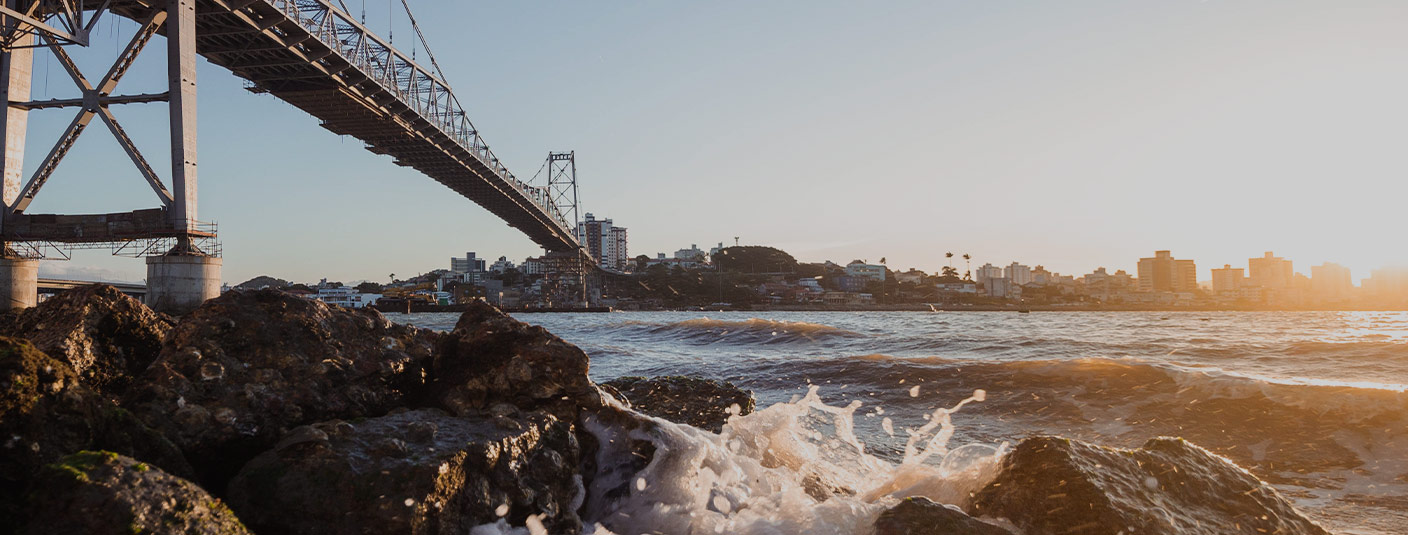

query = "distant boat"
(927, 303), (939, 312)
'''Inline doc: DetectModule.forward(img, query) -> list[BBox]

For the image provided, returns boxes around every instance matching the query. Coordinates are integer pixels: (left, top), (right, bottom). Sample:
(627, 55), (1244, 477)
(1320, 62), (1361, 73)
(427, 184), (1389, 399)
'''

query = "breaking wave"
(753, 354), (1408, 494)
(606, 318), (864, 345)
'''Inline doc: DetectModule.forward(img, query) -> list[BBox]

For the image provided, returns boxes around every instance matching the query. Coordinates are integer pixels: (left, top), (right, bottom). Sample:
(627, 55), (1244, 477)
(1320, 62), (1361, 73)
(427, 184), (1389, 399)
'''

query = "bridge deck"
(105, 0), (582, 254)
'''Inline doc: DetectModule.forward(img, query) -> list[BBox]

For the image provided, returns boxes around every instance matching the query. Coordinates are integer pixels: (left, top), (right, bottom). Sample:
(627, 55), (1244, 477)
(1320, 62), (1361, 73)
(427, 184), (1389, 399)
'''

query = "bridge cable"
(397, 0), (449, 83)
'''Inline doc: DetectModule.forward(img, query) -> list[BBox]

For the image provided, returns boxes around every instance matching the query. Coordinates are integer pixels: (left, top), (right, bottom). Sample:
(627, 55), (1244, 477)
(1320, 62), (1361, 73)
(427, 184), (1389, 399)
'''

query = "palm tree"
(946, 252), (954, 270)
(962, 254), (972, 280)
(389, 273), (395, 284)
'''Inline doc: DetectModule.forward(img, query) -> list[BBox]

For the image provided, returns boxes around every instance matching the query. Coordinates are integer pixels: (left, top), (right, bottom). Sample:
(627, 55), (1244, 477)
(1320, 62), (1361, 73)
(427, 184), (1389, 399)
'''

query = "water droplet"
(635, 477), (647, 491)
(712, 495), (732, 514)
(495, 503), (509, 517)
(404, 498), (415, 507)
(909, 385), (920, 397)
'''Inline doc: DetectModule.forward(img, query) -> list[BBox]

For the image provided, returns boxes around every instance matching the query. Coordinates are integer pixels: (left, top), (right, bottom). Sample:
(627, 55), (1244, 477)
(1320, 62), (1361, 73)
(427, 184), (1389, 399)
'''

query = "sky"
(15, 0), (1408, 285)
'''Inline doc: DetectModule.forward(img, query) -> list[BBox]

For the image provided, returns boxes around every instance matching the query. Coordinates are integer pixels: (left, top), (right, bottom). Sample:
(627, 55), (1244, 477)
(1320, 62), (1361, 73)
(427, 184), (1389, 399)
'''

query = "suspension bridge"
(0, 0), (592, 311)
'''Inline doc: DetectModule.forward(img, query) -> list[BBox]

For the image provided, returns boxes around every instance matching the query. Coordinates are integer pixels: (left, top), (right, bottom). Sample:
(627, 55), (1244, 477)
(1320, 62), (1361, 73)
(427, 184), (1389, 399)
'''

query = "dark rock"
(424, 301), (603, 422)
(0, 337), (191, 527)
(123, 289), (438, 486)
(578, 404), (662, 520)
(969, 436), (1330, 535)
(875, 497), (1014, 535)
(601, 375), (755, 432)
(23, 451), (250, 535)
(1, 284), (173, 400)
(227, 408), (582, 534)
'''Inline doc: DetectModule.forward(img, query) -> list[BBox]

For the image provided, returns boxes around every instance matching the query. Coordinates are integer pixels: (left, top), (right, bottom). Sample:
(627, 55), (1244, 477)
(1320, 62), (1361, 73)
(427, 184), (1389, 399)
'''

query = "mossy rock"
(0, 337), (191, 527)
(24, 451), (250, 535)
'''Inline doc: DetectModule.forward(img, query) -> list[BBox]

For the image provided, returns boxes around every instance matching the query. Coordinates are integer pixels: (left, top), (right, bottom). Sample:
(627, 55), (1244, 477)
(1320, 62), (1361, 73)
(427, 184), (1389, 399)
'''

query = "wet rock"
(1, 284), (173, 400)
(601, 375), (755, 432)
(424, 301), (603, 421)
(23, 450), (249, 535)
(875, 497), (1014, 535)
(227, 408), (582, 534)
(0, 337), (190, 527)
(969, 436), (1330, 535)
(123, 289), (438, 486)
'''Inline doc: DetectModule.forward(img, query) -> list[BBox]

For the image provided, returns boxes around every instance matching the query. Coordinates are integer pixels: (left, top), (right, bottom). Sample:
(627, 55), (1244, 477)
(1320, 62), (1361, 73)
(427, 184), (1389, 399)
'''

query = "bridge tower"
(0, 1), (219, 312)
(543, 151), (591, 307)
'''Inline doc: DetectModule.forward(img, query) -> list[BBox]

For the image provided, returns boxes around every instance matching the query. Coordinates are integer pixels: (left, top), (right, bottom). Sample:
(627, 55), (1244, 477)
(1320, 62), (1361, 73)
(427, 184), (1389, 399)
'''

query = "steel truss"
(0, 0), (211, 261)
(0, 0), (111, 49)
(10, 9), (173, 215)
(5, 220), (220, 259)
(263, 0), (579, 241)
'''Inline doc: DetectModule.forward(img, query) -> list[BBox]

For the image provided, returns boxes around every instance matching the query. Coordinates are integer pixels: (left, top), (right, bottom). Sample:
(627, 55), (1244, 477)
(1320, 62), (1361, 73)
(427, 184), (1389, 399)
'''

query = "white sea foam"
(568, 386), (1005, 535)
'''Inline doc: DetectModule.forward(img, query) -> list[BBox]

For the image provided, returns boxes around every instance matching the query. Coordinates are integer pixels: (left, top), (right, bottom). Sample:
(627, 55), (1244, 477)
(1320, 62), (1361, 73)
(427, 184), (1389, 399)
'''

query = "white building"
(576, 213), (629, 271)
(975, 263), (1005, 285)
(675, 244), (707, 261)
(489, 256), (515, 273)
(312, 286), (378, 309)
(845, 262), (887, 282)
(520, 257), (545, 276)
(1005, 263), (1032, 286)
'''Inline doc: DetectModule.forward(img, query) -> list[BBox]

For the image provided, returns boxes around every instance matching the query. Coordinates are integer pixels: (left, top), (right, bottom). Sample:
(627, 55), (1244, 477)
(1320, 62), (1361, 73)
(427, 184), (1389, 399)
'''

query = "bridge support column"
(146, 254), (220, 314)
(0, 28), (32, 217)
(0, 256), (37, 309)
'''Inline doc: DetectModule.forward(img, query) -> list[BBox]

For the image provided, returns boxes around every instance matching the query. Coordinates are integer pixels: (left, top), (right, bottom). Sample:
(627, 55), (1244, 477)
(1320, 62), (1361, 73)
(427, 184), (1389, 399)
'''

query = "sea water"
(396, 310), (1408, 534)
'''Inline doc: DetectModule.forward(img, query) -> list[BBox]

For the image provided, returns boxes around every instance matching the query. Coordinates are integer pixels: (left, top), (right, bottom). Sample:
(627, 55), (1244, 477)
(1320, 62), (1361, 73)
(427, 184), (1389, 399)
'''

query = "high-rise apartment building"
(975, 263), (1005, 285)
(450, 252), (486, 273)
(1364, 268), (1408, 301)
(1248, 252), (1293, 289)
(1310, 263), (1352, 300)
(576, 213), (629, 271)
(1137, 250), (1197, 293)
(1005, 263), (1032, 286)
(1211, 264), (1245, 295)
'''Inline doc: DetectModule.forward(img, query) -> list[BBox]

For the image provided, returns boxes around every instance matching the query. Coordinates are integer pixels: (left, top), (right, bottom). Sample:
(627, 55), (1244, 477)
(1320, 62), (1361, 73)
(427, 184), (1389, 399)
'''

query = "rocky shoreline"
(0, 285), (1331, 534)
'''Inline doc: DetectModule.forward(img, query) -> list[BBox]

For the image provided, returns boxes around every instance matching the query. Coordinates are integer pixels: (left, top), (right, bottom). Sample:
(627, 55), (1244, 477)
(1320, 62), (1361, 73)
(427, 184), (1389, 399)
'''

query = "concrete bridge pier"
(0, 256), (38, 310)
(146, 253), (220, 314)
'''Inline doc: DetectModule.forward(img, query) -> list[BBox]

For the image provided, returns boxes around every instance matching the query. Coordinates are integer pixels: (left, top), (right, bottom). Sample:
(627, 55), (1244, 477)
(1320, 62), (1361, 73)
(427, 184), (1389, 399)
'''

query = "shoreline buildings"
(1136, 250), (1197, 293)
(576, 213), (629, 272)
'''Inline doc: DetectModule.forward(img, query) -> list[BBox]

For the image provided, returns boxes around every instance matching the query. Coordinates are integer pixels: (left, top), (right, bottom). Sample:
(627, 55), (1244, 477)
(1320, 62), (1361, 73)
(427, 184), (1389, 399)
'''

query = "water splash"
(575, 386), (1006, 535)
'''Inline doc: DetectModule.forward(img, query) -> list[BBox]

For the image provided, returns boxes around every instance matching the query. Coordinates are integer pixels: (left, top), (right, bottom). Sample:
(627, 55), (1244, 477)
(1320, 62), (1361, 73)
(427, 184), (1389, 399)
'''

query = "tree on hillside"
(634, 255), (650, 272)
(355, 282), (383, 293)
(713, 246), (798, 273)
(234, 275), (291, 290)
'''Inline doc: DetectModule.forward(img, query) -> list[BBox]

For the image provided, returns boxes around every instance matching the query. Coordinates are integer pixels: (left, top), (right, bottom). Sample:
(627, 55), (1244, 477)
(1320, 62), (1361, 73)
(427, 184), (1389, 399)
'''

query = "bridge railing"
(263, 0), (576, 238)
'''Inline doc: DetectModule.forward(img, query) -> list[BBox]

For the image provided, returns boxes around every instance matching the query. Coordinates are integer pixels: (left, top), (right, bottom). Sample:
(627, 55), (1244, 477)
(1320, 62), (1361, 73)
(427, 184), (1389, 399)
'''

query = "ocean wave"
(744, 354), (1408, 491)
(604, 318), (864, 344)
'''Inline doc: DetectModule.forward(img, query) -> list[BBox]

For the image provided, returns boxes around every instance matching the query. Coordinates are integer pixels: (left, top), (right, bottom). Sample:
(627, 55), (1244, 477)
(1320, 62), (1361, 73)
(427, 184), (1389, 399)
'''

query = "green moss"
(127, 521), (145, 534)
(46, 450), (120, 483)
(49, 464), (90, 483)
(134, 463), (150, 472)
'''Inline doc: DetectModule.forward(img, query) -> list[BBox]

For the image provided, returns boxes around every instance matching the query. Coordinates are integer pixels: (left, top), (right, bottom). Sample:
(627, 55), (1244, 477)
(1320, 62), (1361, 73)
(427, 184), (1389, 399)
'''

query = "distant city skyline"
(17, 1), (1407, 285)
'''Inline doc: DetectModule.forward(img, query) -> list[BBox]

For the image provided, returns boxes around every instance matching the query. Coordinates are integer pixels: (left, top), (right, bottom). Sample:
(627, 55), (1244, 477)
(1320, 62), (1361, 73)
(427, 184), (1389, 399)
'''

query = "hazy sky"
(18, 0), (1408, 285)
